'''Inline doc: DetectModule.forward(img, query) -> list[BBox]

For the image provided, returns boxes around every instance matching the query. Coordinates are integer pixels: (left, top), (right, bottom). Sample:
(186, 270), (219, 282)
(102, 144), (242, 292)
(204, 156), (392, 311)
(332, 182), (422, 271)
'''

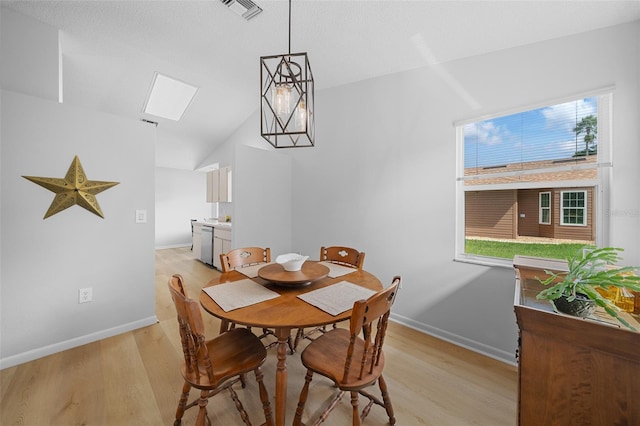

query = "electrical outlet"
(79, 288), (93, 304)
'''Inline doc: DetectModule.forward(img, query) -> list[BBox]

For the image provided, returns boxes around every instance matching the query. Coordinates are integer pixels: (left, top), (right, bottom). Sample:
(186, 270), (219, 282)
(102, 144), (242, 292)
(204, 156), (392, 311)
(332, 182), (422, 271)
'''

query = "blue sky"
(464, 97), (597, 168)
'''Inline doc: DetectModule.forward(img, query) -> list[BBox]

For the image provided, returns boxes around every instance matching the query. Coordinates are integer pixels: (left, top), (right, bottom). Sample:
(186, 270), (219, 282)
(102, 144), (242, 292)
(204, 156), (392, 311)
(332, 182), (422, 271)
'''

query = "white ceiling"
(4, 0), (640, 170)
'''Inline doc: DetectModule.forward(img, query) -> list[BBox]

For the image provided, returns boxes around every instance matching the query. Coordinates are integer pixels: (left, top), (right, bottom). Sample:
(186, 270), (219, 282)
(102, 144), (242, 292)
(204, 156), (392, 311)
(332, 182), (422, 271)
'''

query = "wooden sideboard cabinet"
(513, 255), (640, 426)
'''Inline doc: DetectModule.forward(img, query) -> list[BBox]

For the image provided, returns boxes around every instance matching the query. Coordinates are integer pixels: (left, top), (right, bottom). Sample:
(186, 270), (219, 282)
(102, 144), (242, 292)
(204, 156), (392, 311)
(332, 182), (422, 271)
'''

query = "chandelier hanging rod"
(288, 0), (292, 55)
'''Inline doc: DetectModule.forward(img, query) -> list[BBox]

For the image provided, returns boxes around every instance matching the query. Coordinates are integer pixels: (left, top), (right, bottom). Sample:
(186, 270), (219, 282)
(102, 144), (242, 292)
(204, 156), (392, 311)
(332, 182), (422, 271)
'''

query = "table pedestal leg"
(274, 327), (291, 426)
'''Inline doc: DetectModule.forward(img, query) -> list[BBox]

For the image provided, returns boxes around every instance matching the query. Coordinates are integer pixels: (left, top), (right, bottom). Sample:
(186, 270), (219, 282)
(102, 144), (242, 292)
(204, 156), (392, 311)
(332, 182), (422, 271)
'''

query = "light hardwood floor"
(1, 247), (518, 425)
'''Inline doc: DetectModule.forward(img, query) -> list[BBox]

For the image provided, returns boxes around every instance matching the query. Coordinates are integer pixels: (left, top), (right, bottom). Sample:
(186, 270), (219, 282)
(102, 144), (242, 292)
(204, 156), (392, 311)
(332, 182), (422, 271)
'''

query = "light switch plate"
(79, 288), (92, 303)
(135, 209), (147, 223)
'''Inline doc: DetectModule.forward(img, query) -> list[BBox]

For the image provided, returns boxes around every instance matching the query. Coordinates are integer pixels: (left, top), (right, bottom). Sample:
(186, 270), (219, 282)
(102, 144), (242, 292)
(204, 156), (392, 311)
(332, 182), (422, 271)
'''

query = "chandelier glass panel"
(260, 1), (314, 148)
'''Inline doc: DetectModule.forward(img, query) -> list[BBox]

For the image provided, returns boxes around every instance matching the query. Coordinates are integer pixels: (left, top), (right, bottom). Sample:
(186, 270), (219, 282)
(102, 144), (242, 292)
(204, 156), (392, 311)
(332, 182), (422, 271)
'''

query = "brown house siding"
(466, 187), (595, 241)
(539, 219), (555, 239)
(465, 190), (517, 239)
(464, 157), (596, 242)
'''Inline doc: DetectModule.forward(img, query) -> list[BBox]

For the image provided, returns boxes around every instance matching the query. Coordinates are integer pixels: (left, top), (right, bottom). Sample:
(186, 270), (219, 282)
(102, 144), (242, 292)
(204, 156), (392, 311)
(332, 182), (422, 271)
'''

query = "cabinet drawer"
(215, 228), (231, 240)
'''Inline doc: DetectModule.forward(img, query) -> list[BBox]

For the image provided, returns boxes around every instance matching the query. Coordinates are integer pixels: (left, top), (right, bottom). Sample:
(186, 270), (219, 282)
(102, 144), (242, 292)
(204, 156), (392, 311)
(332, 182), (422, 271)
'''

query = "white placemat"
(236, 262), (273, 278)
(297, 281), (376, 316)
(202, 279), (279, 312)
(319, 261), (357, 278)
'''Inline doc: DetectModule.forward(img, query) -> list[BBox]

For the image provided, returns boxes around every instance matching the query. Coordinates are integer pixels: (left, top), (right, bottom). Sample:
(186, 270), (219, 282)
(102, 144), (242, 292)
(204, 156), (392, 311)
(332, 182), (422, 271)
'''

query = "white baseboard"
(155, 243), (191, 250)
(390, 313), (517, 367)
(2, 313), (517, 370)
(0, 316), (158, 370)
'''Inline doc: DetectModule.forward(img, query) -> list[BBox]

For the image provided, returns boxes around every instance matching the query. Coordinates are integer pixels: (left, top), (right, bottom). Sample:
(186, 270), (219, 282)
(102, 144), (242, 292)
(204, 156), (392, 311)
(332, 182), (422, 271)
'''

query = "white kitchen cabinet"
(206, 167), (232, 203)
(213, 227), (232, 270)
(219, 167), (232, 202)
(206, 170), (218, 203)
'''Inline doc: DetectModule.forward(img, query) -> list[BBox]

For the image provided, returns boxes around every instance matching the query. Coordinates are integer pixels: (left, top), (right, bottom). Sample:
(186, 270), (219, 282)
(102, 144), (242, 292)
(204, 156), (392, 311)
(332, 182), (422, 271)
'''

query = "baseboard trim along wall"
(390, 314), (518, 367)
(0, 316), (158, 370)
(2, 313), (516, 370)
(155, 243), (191, 250)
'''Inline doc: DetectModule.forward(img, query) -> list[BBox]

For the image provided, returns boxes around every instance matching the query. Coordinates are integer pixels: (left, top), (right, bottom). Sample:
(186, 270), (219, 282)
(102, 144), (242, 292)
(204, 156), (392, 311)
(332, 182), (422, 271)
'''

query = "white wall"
(218, 21), (640, 364)
(0, 10), (157, 368)
(0, 7), (58, 101)
(155, 167), (211, 248)
(234, 145), (293, 257)
(1, 90), (157, 368)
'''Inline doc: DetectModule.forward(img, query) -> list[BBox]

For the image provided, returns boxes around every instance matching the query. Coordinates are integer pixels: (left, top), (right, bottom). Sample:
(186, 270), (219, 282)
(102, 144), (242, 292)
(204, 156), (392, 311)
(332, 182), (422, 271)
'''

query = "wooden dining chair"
(319, 245), (366, 269)
(168, 274), (274, 426)
(293, 276), (400, 426)
(219, 247), (271, 335)
(219, 247), (271, 273)
(219, 247), (294, 353)
(293, 245), (367, 351)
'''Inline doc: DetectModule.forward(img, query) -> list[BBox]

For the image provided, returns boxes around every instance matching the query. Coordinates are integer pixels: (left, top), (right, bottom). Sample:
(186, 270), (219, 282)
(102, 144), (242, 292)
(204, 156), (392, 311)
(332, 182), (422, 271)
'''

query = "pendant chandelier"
(260, 0), (314, 148)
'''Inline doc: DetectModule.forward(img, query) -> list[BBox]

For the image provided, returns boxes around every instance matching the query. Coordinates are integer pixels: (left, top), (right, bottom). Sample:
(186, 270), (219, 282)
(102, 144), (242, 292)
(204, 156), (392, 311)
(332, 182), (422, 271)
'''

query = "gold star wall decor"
(23, 156), (119, 219)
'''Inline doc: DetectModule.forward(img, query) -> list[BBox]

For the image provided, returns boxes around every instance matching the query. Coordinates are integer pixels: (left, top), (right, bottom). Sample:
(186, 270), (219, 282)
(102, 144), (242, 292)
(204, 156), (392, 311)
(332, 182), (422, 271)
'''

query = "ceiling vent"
(220, 0), (263, 21)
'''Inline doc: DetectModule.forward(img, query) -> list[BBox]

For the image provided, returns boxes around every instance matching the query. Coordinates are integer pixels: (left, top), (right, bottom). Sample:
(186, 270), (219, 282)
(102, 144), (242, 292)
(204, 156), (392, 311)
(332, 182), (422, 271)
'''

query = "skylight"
(142, 72), (198, 121)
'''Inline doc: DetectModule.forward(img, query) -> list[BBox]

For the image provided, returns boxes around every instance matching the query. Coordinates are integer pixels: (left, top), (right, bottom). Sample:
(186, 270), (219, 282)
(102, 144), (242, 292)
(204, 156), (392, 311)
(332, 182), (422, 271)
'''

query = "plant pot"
(552, 293), (597, 318)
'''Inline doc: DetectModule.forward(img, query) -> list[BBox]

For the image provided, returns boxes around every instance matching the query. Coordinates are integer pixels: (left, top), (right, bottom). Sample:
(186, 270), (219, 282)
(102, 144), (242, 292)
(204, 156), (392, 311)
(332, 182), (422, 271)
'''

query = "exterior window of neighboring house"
(539, 192), (551, 225)
(455, 91), (612, 266)
(561, 190), (587, 226)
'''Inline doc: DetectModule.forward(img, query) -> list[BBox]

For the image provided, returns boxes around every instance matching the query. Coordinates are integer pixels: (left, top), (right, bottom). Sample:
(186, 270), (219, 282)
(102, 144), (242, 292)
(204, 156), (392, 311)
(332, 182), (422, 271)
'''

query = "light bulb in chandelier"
(272, 84), (292, 118)
(295, 99), (307, 131)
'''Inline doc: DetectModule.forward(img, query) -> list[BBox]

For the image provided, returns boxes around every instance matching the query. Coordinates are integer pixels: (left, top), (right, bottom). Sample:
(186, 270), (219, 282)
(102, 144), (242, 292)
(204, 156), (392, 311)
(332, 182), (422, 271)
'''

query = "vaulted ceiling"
(4, 1), (639, 170)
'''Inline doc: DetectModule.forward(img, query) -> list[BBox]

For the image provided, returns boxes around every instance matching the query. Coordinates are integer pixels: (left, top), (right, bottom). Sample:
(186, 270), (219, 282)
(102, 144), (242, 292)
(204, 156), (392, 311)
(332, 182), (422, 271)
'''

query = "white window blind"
(459, 95), (609, 188)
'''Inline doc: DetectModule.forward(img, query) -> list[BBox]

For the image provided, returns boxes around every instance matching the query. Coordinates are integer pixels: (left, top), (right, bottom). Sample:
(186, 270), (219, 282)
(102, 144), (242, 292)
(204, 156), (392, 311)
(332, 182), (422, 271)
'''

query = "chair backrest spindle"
(342, 276), (400, 384)
(169, 274), (215, 383)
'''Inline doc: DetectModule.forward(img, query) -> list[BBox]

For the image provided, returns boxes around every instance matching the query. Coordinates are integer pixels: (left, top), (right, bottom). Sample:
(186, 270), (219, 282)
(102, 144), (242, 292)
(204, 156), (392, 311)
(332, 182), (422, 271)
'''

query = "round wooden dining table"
(199, 262), (383, 426)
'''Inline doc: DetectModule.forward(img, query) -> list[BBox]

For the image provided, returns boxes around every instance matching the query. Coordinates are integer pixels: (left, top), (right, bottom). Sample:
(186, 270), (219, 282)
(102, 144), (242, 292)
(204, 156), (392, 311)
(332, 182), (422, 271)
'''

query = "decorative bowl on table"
(276, 253), (309, 271)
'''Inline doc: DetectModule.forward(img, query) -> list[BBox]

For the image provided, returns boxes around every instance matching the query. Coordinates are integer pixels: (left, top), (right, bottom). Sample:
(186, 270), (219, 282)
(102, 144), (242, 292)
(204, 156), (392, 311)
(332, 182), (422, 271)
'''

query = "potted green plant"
(536, 246), (640, 331)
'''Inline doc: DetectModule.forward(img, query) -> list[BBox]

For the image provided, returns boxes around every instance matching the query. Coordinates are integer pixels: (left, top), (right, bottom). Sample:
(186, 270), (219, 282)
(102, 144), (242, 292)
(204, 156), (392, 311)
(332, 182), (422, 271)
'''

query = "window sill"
(454, 254), (514, 269)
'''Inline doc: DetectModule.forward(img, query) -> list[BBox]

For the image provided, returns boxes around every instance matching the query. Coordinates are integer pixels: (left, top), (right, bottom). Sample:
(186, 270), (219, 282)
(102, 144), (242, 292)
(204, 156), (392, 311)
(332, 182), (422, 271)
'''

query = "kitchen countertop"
(194, 221), (232, 230)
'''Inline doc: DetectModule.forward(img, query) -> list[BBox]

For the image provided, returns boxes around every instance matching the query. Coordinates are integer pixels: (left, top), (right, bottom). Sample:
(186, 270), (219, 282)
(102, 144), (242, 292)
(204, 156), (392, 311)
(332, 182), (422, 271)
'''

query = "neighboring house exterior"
(464, 156), (597, 242)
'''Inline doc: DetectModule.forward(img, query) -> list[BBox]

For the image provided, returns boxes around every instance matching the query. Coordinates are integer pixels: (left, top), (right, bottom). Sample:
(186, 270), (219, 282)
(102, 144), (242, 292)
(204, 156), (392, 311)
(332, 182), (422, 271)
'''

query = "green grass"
(465, 239), (589, 261)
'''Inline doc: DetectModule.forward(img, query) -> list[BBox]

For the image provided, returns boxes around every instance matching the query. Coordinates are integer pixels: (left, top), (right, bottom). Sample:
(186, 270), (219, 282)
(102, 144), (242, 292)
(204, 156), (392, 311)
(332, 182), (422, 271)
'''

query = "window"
(455, 91), (612, 265)
(539, 192), (551, 225)
(561, 190), (587, 226)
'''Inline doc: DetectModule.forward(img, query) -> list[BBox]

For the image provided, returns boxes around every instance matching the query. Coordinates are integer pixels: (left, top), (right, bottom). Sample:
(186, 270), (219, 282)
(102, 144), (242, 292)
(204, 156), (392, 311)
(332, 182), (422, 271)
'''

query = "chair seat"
(181, 327), (267, 389)
(300, 328), (385, 391)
